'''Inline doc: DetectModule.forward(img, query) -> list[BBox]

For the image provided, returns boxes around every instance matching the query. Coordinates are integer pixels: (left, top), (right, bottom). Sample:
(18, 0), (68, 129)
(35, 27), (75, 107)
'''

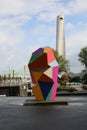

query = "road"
(0, 96), (87, 107)
(0, 96), (87, 130)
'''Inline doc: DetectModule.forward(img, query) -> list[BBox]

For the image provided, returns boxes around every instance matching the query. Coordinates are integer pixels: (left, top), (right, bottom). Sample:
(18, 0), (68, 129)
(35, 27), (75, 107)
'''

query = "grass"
(57, 85), (77, 92)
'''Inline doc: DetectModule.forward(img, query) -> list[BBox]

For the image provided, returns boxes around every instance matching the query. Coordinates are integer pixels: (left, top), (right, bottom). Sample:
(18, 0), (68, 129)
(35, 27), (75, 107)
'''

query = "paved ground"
(0, 96), (87, 130)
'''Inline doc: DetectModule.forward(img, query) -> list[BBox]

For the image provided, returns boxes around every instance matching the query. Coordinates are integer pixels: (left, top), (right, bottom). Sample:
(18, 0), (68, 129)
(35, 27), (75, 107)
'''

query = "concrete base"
(23, 97), (68, 106)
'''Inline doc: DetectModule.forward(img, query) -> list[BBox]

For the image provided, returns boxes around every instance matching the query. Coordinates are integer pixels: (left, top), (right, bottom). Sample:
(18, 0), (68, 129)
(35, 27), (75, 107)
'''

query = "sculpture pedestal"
(23, 97), (68, 106)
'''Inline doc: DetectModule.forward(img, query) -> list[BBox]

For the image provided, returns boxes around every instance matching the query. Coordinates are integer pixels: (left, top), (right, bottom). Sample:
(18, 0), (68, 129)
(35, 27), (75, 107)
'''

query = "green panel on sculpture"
(29, 52), (43, 64)
(46, 87), (53, 101)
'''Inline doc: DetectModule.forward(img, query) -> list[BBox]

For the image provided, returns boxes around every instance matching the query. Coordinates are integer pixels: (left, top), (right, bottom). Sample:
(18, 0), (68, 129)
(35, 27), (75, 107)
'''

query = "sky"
(0, 0), (87, 76)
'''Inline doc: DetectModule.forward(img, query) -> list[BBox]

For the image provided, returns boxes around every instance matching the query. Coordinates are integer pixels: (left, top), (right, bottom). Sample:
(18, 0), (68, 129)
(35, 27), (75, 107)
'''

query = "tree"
(69, 76), (81, 83)
(59, 74), (69, 86)
(0, 75), (2, 82)
(3, 74), (6, 82)
(53, 50), (70, 73)
(79, 46), (87, 84)
(79, 46), (87, 70)
(82, 73), (87, 84)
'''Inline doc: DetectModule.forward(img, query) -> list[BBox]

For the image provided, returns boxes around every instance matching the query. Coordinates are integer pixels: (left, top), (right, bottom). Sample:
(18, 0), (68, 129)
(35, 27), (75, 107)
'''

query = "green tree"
(79, 46), (87, 70)
(82, 73), (87, 84)
(69, 76), (81, 83)
(53, 50), (70, 73)
(79, 46), (87, 84)
(0, 75), (2, 82)
(3, 74), (7, 82)
(59, 74), (69, 86)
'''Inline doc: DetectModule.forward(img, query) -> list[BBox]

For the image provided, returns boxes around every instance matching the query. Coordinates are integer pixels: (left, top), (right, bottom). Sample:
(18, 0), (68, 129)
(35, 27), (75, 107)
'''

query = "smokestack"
(56, 15), (65, 58)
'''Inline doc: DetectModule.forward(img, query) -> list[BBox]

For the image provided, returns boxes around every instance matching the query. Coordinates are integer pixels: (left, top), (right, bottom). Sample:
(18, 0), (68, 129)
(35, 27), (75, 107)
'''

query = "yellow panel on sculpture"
(44, 48), (51, 53)
(32, 85), (44, 101)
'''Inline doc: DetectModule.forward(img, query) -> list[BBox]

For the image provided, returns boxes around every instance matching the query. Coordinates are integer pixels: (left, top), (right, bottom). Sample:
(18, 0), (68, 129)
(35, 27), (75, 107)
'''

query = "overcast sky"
(0, 0), (87, 75)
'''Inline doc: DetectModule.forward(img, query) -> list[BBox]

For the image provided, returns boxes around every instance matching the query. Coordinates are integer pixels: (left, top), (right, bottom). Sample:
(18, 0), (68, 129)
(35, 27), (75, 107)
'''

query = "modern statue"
(28, 47), (59, 101)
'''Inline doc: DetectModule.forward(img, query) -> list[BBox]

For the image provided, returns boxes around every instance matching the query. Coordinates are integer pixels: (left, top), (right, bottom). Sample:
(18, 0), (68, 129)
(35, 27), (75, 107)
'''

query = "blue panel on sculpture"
(38, 81), (53, 100)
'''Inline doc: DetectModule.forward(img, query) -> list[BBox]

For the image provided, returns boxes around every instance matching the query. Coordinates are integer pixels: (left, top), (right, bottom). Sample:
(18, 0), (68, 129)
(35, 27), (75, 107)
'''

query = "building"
(56, 14), (65, 58)
(0, 79), (32, 96)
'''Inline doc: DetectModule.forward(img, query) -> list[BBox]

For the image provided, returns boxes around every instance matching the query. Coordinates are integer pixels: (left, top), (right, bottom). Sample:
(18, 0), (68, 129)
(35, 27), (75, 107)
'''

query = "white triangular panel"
(44, 67), (52, 78)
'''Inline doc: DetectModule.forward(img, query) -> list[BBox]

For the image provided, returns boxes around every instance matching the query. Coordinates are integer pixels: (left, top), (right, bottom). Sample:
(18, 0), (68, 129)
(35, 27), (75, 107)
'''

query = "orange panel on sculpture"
(32, 85), (44, 101)
(32, 71), (42, 83)
(44, 48), (51, 53)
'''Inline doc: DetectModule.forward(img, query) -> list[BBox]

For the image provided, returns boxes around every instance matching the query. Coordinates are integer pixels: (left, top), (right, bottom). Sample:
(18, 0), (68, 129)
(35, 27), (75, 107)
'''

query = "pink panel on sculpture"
(47, 48), (55, 64)
(50, 66), (59, 100)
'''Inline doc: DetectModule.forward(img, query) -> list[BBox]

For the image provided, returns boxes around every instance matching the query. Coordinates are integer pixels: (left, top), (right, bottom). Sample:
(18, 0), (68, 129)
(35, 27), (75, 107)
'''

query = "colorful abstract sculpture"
(28, 47), (59, 101)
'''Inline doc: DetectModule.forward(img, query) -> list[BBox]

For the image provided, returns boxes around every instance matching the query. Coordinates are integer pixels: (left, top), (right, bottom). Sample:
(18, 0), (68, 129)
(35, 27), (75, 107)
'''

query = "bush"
(82, 85), (87, 89)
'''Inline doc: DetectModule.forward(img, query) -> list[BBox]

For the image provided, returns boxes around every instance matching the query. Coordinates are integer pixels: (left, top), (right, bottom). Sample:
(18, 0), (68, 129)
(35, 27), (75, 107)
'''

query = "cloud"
(66, 30), (87, 51)
(0, 0), (86, 24)
(0, 0), (25, 16)
(0, 0), (87, 74)
(66, 22), (87, 73)
(67, 0), (87, 15)
(0, 0), (58, 17)
(0, 27), (24, 47)
(65, 23), (75, 31)
(32, 24), (55, 37)
(0, 15), (31, 27)
(67, 50), (84, 73)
